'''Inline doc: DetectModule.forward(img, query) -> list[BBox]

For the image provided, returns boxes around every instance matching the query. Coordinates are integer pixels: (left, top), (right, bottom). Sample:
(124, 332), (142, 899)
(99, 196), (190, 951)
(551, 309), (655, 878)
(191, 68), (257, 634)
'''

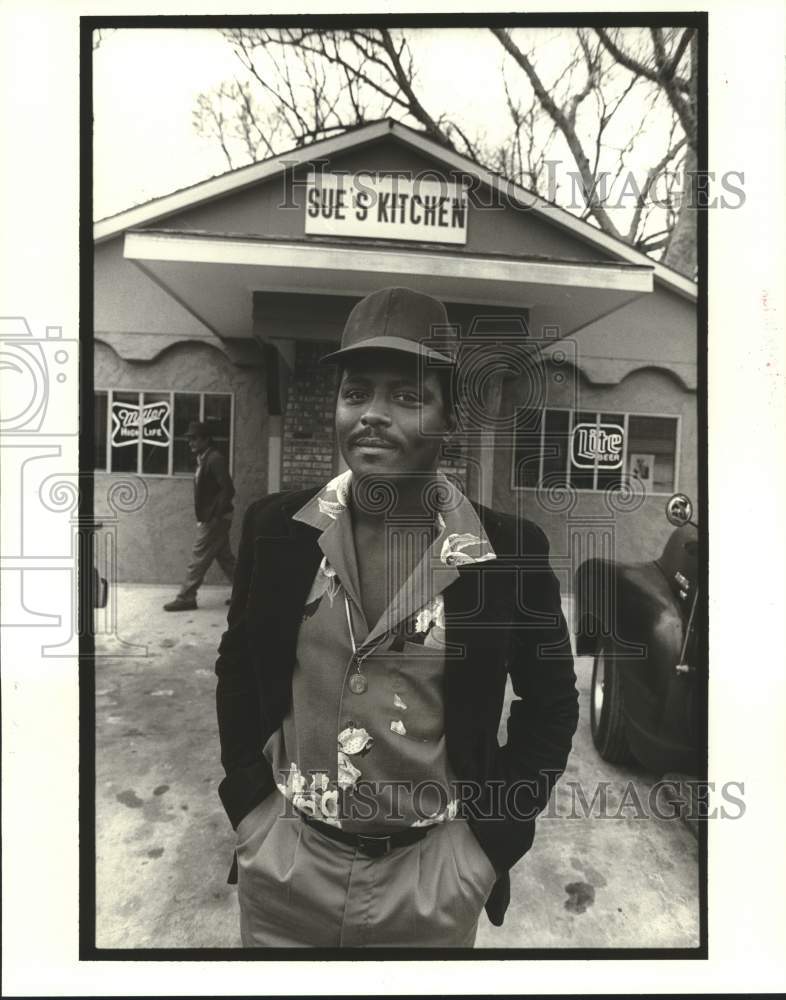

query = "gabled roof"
(94, 117), (696, 301)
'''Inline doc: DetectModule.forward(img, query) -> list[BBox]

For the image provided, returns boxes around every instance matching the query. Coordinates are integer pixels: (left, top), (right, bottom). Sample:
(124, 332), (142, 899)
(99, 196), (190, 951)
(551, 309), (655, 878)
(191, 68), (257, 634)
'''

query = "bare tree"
(593, 27), (697, 275)
(193, 28), (452, 159)
(492, 26), (696, 274)
(193, 26), (698, 276)
(493, 70), (560, 194)
(595, 27), (696, 151)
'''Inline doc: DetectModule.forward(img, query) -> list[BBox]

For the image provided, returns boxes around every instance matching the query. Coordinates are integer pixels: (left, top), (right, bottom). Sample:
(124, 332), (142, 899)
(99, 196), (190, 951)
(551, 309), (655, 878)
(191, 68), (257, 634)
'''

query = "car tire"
(590, 639), (633, 763)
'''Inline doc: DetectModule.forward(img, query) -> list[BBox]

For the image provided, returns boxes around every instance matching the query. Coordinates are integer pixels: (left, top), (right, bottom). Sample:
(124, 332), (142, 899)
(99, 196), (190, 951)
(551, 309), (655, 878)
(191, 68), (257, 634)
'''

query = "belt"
(301, 813), (434, 858)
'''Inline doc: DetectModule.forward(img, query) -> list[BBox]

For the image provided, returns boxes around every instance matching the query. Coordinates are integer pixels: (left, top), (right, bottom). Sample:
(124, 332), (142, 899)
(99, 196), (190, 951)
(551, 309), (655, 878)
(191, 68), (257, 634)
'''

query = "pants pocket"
(236, 790), (280, 853)
(446, 819), (498, 910)
(237, 792), (301, 884)
(238, 801), (303, 936)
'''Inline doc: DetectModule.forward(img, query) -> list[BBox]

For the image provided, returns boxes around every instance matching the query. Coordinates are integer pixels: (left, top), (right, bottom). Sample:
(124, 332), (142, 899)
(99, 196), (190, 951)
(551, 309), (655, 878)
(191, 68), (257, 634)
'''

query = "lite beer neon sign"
(571, 422), (624, 469)
(111, 401), (171, 447)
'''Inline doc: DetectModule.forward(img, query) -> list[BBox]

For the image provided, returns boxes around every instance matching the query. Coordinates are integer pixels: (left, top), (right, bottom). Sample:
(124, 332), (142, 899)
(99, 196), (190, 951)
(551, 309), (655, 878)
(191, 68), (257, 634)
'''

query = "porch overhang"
(124, 229), (654, 341)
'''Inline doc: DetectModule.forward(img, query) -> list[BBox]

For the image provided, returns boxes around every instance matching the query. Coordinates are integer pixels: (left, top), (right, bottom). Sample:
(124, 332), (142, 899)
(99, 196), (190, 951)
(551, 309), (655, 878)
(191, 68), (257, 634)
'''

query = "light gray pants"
(236, 790), (497, 948)
(177, 514), (236, 601)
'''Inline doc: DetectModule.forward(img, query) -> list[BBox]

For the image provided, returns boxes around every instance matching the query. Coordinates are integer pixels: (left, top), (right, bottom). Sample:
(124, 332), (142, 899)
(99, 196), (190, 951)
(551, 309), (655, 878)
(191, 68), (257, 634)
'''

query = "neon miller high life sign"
(111, 401), (171, 448)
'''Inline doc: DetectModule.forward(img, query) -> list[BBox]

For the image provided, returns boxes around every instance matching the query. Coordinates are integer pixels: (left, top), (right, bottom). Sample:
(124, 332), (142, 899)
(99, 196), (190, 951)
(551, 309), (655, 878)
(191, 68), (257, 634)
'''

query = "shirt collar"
(292, 468), (496, 567)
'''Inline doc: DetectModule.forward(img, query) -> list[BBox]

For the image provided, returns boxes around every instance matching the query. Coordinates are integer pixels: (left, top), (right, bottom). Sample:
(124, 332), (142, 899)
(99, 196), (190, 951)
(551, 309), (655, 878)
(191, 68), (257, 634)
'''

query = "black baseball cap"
(320, 286), (457, 366)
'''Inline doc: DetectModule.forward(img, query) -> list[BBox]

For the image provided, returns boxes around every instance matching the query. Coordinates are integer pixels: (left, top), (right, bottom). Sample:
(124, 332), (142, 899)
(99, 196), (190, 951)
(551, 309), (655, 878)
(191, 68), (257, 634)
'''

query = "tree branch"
(595, 27), (690, 92)
(650, 27), (697, 148)
(491, 27), (624, 238)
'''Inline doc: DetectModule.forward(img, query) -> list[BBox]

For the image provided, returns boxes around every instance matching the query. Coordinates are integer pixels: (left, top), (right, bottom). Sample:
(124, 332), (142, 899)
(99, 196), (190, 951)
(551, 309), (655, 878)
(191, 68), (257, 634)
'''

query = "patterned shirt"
(262, 470), (496, 832)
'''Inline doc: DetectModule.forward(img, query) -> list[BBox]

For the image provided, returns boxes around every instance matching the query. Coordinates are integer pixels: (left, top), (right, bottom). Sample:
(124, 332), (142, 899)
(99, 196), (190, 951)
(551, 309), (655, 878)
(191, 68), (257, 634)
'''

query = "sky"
(93, 30), (238, 217)
(92, 26), (677, 240)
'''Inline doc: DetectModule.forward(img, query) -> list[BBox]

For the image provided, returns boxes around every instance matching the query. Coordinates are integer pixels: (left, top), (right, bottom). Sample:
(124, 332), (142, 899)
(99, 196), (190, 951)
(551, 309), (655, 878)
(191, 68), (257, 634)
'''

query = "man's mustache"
(349, 430), (398, 447)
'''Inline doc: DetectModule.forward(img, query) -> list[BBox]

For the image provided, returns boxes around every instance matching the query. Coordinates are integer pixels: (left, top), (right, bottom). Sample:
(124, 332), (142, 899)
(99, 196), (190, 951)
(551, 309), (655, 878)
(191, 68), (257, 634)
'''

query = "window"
(94, 389), (234, 476)
(513, 407), (679, 494)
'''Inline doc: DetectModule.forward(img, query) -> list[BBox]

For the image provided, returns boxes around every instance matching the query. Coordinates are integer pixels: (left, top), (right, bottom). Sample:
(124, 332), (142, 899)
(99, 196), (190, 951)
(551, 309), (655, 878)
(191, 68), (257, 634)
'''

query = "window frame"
(94, 388), (235, 478)
(511, 405), (681, 496)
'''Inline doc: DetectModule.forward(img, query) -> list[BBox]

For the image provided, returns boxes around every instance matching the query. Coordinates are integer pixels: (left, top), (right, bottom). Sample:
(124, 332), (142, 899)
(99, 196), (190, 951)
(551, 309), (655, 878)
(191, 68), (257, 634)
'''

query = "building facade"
(93, 119), (698, 586)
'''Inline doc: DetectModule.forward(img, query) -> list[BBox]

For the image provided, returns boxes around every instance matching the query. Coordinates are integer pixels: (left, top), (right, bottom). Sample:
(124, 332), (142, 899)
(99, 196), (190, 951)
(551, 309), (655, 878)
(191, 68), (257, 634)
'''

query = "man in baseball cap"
(322, 286), (459, 487)
(214, 286), (577, 948)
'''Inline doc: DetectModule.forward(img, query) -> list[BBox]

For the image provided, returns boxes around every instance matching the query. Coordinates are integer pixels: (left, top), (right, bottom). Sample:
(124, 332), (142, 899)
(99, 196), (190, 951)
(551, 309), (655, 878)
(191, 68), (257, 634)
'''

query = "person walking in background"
(164, 420), (237, 612)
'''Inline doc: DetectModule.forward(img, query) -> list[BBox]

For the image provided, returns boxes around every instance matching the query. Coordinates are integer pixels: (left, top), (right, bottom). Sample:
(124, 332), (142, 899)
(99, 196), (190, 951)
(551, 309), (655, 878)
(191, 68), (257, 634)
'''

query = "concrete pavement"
(95, 584), (699, 949)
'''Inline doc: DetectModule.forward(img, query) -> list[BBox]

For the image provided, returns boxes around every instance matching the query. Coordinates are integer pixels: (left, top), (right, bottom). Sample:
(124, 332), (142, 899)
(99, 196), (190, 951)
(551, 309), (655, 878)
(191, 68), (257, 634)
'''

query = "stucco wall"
(94, 340), (270, 584)
(492, 362), (698, 577)
(95, 238), (215, 339)
(549, 283), (697, 388)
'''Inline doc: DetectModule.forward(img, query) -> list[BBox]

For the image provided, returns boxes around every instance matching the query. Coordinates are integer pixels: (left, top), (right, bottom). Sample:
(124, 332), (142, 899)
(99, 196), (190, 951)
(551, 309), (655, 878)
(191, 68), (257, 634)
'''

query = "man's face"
(335, 351), (455, 479)
(188, 434), (209, 455)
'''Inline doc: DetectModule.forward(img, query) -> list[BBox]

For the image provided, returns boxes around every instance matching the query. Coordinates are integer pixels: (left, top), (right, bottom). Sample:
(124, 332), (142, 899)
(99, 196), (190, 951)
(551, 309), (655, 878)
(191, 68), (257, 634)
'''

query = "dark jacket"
(215, 487), (579, 928)
(194, 445), (235, 523)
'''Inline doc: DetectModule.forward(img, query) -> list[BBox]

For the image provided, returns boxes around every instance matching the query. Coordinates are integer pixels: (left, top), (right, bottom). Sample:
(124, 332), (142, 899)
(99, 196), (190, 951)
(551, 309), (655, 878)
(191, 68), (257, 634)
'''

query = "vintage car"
(574, 493), (703, 777)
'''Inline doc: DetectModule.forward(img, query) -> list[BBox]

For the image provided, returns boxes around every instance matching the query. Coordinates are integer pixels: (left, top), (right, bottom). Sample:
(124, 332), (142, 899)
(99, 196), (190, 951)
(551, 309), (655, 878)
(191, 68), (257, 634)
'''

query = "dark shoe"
(164, 598), (197, 612)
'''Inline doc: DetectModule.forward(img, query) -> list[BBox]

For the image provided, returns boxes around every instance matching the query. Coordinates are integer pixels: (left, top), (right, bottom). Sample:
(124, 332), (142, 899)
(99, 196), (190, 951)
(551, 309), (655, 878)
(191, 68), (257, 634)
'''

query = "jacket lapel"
(249, 493), (323, 720)
(442, 567), (488, 779)
(442, 512), (510, 781)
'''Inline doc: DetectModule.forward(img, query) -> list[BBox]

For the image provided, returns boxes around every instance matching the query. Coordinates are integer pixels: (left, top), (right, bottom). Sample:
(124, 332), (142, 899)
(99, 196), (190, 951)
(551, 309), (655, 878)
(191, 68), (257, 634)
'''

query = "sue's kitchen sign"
(111, 401), (171, 447)
(305, 171), (468, 245)
(571, 422), (625, 469)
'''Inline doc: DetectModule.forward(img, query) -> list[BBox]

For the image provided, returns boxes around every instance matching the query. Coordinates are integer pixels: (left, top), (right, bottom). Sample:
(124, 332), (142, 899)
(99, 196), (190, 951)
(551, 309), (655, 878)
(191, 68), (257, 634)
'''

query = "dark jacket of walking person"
(215, 287), (579, 947)
(194, 438), (235, 523)
(164, 421), (237, 611)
